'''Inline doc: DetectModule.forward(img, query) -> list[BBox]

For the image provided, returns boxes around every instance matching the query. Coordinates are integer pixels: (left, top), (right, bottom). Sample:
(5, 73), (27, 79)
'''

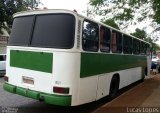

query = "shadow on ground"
(13, 80), (143, 113)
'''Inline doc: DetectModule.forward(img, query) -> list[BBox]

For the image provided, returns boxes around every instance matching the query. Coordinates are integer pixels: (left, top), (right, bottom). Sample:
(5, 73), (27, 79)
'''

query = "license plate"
(22, 76), (34, 85)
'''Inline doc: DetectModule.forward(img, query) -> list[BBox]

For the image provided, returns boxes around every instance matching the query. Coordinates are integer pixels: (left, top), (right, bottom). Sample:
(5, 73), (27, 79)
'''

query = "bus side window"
(111, 31), (122, 53)
(133, 39), (136, 54)
(123, 35), (132, 54)
(146, 43), (150, 56)
(116, 32), (122, 53)
(82, 21), (99, 52)
(140, 42), (145, 55)
(100, 26), (110, 52)
(137, 40), (140, 54)
(111, 31), (117, 53)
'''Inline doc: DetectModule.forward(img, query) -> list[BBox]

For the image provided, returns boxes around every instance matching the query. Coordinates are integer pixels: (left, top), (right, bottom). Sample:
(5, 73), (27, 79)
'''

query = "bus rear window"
(31, 14), (75, 48)
(9, 14), (75, 49)
(9, 16), (34, 46)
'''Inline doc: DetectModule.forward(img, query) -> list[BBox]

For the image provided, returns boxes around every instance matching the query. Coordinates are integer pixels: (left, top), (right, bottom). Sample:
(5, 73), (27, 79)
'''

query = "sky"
(40, 0), (89, 15)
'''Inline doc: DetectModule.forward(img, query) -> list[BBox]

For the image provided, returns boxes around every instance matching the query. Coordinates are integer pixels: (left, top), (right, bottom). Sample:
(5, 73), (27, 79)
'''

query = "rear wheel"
(109, 75), (119, 99)
(158, 66), (160, 73)
(144, 67), (147, 76)
(141, 67), (147, 82)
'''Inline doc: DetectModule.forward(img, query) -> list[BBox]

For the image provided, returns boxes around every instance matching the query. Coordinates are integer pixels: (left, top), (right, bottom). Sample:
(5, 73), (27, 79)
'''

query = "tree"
(102, 19), (120, 30)
(152, 0), (160, 24)
(89, 0), (160, 45)
(89, 0), (151, 32)
(89, 0), (160, 23)
(131, 28), (160, 51)
(0, 0), (41, 34)
(130, 28), (147, 40)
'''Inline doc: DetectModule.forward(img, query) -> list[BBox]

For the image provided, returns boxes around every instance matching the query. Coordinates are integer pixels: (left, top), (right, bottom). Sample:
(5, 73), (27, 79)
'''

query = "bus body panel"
(3, 9), (150, 106)
(6, 47), (80, 105)
(96, 73), (113, 100)
(6, 47), (53, 93)
(89, 67), (142, 101)
(78, 76), (98, 105)
(119, 67), (142, 89)
(78, 52), (146, 104)
(51, 51), (80, 106)
(78, 67), (142, 104)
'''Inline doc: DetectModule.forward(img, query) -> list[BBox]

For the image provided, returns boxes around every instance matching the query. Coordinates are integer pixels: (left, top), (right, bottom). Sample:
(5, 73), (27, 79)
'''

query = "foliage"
(88, 0), (156, 36)
(89, 0), (159, 23)
(130, 28), (146, 40)
(152, 43), (160, 51)
(102, 19), (120, 30)
(152, 0), (160, 23)
(0, 0), (41, 34)
(131, 28), (160, 51)
(89, 0), (160, 47)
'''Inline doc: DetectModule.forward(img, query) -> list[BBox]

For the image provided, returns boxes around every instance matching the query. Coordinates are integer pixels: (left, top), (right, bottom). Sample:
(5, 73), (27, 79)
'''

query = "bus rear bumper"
(3, 83), (72, 106)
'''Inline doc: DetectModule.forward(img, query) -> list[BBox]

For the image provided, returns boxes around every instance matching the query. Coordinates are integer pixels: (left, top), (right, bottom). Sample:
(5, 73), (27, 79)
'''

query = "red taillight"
(53, 86), (69, 94)
(4, 76), (8, 82)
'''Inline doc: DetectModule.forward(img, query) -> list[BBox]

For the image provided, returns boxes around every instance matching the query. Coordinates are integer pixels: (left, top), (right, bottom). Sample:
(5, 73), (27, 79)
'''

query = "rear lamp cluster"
(53, 86), (69, 94)
(4, 76), (8, 82)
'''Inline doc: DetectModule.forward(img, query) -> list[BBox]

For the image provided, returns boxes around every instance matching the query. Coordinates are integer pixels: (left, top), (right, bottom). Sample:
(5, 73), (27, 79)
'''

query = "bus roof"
(13, 9), (77, 18)
(13, 9), (150, 45)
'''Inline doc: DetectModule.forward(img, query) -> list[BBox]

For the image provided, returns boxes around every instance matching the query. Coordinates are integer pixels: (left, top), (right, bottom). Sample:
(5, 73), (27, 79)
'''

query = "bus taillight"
(4, 76), (8, 82)
(53, 86), (69, 94)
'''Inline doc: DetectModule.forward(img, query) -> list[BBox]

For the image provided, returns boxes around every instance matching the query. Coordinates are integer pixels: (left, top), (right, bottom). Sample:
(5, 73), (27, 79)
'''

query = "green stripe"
(40, 93), (71, 106)
(3, 83), (16, 93)
(16, 87), (40, 100)
(3, 83), (71, 106)
(80, 53), (146, 78)
(10, 50), (53, 73)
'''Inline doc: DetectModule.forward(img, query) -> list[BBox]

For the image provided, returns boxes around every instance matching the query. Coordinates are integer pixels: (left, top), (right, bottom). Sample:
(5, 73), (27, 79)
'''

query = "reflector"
(53, 86), (69, 94)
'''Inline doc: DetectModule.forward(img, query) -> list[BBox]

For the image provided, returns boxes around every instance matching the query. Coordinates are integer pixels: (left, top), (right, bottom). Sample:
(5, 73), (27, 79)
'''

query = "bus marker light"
(4, 76), (8, 82)
(53, 86), (69, 94)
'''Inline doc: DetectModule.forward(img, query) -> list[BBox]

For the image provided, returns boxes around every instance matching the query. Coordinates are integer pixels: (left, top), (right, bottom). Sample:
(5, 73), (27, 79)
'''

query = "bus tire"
(144, 67), (147, 76)
(158, 66), (160, 73)
(141, 67), (147, 82)
(109, 75), (119, 99)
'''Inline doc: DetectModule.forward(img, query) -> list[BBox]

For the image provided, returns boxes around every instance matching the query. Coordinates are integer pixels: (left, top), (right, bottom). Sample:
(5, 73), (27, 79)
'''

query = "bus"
(3, 9), (151, 106)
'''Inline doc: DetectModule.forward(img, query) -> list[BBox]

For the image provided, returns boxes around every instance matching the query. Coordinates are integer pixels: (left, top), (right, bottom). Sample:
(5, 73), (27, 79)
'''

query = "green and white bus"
(4, 9), (151, 106)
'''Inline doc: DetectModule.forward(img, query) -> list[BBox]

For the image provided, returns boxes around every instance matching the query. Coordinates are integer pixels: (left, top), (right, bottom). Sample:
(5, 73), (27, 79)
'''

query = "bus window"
(140, 42), (146, 55)
(9, 16), (34, 46)
(137, 40), (140, 54)
(146, 43), (150, 56)
(100, 26), (110, 52)
(123, 35), (133, 54)
(133, 39), (136, 54)
(31, 14), (75, 48)
(82, 20), (99, 52)
(111, 31), (122, 53)
(133, 39), (140, 55)
(116, 32), (122, 53)
(111, 31), (116, 52)
(9, 14), (75, 49)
